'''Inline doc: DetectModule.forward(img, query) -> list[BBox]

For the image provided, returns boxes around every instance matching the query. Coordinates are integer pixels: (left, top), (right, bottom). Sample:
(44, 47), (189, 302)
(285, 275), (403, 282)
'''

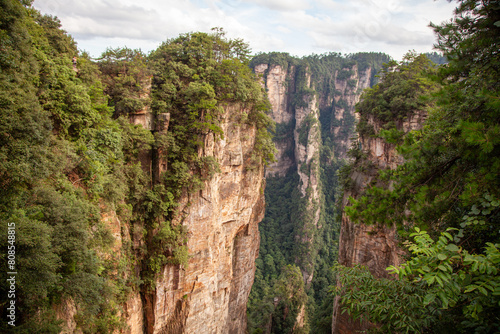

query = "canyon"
(4, 2), (497, 333)
(247, 53), (392, 333)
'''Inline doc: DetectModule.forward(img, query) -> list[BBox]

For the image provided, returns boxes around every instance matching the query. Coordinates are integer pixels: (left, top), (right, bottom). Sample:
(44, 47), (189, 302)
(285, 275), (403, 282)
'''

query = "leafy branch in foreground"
(334, 225), (500, 333)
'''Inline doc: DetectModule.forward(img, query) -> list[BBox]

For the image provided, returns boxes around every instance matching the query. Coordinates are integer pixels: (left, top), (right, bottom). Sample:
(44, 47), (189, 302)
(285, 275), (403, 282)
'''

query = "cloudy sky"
(32, 0), (457, 60)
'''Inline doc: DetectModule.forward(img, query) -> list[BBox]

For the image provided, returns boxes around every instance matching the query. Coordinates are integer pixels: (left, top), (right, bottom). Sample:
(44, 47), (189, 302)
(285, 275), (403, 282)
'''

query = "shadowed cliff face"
(332, 111), (427, 334)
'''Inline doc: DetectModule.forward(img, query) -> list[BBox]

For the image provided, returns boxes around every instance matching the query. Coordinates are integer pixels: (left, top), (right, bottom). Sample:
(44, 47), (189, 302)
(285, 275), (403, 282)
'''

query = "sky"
(32, 0), (458, 61)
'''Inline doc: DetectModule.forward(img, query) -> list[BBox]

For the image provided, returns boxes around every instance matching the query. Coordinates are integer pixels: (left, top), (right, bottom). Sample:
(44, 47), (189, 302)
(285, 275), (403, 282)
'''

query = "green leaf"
(477, 286), (488, 296)
(423, 293), (436, 305)
(465, 285), (477, 293)
(437, 253), (447, 261)
(438, 291), (449, 308)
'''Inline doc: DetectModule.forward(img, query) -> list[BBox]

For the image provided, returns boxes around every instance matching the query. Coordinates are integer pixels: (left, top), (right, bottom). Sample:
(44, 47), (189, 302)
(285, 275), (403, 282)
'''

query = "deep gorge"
(1, 0), (498, 333)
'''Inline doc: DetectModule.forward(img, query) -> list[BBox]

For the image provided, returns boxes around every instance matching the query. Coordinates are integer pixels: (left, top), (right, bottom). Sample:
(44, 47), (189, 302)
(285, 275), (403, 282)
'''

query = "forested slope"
(334, 1), (500, 332)
(0, 1), (274, 332)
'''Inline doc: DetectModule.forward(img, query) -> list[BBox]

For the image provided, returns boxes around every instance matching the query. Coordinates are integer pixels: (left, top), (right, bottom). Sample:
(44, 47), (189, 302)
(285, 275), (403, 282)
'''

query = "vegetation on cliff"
(248, 51), (392, 333)
(0, 1), (274, 331)
(336, 0), (500, 332)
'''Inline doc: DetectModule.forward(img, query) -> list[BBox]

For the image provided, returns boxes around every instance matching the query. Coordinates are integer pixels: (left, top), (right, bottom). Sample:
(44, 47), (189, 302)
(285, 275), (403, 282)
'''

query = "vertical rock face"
(331, 65), (372, 159)
(99, 102), (265, 334)
(147, 104), (265, 334)
(255, 64), (296, 178)
(331, 111), (427, 334)
(255, 64), (293, 124)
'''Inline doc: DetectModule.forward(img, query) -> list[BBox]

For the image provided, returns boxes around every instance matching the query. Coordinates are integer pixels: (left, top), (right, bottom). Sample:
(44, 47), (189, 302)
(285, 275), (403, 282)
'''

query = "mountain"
(247, 52), (391, 333)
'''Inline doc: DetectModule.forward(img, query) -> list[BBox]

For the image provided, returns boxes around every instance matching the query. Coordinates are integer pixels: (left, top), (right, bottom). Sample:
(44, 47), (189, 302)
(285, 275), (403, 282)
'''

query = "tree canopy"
(0, 2), (274, 332)
(336, 1), (500, 332)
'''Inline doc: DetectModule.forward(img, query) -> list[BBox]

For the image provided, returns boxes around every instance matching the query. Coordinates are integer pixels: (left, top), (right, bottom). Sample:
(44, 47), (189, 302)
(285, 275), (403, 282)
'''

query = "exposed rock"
(262, 64), (293, 124)
(118, 104), (265, 334)
(332, 110), (427, 334)
(54, 298), (80, 334)
(258, 64), (296, 177)
(123, 292), (145, 334)
(331, 65), (372, 159)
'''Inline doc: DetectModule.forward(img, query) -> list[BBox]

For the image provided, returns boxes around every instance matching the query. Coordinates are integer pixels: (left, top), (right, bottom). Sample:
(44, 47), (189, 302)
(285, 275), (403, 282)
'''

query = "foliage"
(424, 51), (448, 65)
(348, 52), (393, 81)
(334, 227), (500, 333)
(248, 265), (309, 334)
(0, 1), (131, 332)
(337, 1), (500, 332)
(247, 172), (309, 333)
(97, 47), (152, 116)
(249, 52), (298, 71)
(356, 53), (439, 130)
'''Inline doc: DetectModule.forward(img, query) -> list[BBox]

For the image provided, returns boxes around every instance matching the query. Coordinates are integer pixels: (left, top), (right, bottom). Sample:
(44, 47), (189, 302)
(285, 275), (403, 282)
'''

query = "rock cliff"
(99, 102), (266, 334)
(330, 65), (372, 159)
(145, 104), (265, 334)
(254, 63), (296, 178)
(331, 111), (427, 334)
(249, 53), (389, 332)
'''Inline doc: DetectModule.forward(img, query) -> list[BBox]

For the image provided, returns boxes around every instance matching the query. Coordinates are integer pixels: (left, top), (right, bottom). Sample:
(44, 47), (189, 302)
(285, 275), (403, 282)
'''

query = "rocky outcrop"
(92, 102), (265, 334)
(144, 104), (265, 334)
(255, 64), (296, 177)
(331, 110), (427, 334)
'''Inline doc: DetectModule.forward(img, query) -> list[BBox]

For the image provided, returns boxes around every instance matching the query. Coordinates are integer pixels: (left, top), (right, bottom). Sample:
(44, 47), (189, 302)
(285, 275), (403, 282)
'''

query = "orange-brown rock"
(255, 64), (296, 177)
(118, 104), (265, 334)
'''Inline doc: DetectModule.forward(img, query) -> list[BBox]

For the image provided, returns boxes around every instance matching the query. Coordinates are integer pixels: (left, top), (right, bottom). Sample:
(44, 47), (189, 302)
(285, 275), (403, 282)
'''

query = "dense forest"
(336, 0), (500, 333)
(0, 0), (273, 332)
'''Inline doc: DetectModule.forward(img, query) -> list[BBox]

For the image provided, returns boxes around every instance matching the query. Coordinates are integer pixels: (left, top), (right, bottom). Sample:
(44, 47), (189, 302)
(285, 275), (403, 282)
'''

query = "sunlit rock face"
(83, 102), (266, 334)
(144, 104), (266, 334)
(255, 64), (296, 178)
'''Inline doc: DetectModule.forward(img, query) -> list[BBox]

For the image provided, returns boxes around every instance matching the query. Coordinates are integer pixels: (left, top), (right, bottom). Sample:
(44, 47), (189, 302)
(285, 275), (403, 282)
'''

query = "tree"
(335, 1), (500, 332)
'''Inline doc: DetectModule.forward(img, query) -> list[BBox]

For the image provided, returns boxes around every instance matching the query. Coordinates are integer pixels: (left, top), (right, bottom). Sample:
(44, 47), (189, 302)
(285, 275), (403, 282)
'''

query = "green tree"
(335, 1), (500, 332)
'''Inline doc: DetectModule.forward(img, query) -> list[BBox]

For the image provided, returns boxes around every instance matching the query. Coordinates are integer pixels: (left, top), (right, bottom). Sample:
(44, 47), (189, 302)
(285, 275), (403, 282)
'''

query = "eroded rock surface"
(332, 111), (427, 334)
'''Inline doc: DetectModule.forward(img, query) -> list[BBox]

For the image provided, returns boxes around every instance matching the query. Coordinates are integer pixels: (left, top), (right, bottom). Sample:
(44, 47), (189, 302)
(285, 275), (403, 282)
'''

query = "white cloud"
(242, 0), (309, 11)
(33, 0), (457, 60)
(276, 25), (292, 34)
